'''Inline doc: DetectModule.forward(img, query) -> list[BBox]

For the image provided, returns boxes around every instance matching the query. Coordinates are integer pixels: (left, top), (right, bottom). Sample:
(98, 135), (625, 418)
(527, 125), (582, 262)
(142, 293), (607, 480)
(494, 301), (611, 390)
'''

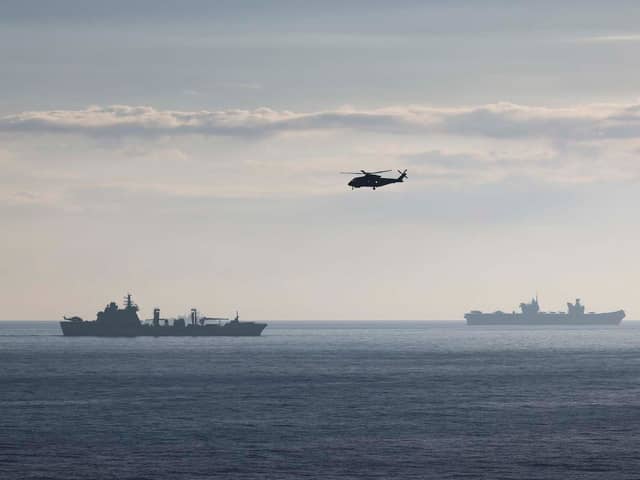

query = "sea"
(2, 320), (640, 479)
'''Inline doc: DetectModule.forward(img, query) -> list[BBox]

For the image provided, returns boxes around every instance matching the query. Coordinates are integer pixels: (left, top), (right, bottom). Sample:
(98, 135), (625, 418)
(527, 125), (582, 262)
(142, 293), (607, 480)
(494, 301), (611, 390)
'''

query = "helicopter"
(341, 169), (408, 190)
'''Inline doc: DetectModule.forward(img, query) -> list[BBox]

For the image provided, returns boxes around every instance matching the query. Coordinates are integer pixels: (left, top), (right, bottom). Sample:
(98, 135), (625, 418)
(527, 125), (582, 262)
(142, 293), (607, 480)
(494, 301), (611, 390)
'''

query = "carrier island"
(60, 294), (266, 336)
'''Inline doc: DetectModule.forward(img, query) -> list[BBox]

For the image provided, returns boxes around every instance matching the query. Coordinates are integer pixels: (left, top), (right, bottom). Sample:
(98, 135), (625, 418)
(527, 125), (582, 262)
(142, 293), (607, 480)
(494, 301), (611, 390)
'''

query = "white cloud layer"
(4, 102), (640, 141)
(3, 100), (640, 214)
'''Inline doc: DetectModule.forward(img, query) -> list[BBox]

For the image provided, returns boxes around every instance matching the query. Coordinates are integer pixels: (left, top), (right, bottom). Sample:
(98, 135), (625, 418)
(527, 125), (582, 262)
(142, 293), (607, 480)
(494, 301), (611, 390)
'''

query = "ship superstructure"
(60, 294), (266, 336)
(465, 297), (624, 326)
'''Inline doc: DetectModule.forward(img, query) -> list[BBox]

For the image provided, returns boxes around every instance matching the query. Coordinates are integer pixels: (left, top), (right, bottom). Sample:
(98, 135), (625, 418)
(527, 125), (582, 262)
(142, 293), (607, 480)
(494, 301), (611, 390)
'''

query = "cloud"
(3, 101), (640, 141)
(3, 101), (640, 206)
(216, 82), (263, 90)
(575, 34), (640, 43)
(404, 149), (481, 169)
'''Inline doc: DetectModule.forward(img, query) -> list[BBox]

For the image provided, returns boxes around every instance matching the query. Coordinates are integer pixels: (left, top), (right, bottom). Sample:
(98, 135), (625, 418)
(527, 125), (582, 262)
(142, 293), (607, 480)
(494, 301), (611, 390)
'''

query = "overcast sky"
(2, 0), (640, 320)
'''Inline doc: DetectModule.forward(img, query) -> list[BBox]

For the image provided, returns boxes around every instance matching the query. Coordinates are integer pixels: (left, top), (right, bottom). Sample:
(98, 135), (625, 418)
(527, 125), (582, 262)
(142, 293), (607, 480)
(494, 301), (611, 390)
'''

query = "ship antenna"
(124, 293), (137, 310)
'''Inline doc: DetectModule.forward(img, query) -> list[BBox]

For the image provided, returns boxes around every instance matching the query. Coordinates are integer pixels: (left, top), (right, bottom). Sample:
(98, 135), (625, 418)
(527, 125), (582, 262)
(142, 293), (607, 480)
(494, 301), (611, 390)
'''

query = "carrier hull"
(465, 311), (625, 326)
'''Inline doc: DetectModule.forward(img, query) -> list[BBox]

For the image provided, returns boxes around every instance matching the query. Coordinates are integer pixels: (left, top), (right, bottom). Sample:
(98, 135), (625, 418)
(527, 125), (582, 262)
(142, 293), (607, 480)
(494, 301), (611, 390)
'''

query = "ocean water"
(2, 321), (640, 480)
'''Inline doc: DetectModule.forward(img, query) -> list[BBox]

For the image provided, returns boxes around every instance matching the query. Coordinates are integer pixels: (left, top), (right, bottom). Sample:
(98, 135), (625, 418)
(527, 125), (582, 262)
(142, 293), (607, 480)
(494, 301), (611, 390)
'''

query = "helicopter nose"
(348, 180), (354, 186)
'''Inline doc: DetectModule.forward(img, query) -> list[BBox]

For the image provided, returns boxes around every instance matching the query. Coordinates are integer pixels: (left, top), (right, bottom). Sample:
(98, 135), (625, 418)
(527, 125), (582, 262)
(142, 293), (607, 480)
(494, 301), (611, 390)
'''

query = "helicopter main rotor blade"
(341, 169), (392, 175)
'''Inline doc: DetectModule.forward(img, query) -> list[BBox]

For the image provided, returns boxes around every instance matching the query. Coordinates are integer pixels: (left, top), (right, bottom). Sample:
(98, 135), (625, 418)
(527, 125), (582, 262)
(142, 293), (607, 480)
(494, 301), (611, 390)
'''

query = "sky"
(1, 0), (640, 320)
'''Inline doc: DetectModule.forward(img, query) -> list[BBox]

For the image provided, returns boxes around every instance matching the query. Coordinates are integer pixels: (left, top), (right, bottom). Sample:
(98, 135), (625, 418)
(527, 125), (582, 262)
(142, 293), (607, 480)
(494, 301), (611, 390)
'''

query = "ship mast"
(123, 293), (138, 311)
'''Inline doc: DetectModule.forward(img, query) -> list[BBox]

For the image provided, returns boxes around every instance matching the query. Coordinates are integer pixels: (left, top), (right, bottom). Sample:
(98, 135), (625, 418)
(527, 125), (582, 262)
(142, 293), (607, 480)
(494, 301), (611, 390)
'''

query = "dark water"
(2, 321), (640, 479)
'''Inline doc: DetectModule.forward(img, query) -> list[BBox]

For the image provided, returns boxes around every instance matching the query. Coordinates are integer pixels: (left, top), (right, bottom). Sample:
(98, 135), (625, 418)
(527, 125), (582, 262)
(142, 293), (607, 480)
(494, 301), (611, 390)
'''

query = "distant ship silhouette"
(60, 294), (266, 336)
(465, 297), (624, 325)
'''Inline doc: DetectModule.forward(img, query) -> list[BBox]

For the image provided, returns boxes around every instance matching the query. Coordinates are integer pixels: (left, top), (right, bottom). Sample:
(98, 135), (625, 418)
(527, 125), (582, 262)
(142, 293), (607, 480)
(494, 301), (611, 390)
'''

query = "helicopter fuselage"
(348, 174), (404, 190)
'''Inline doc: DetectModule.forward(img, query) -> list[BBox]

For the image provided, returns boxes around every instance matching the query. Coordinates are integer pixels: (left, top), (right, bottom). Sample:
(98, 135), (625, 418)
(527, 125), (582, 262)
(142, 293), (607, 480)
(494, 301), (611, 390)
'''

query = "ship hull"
(60, 321), (267, 337)
(465, 311), (624, 326)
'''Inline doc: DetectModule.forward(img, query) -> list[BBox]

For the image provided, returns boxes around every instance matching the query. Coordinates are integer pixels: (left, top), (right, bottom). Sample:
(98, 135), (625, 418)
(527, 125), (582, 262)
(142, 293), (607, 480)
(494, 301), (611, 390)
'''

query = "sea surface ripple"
(1, 321), (640, 479)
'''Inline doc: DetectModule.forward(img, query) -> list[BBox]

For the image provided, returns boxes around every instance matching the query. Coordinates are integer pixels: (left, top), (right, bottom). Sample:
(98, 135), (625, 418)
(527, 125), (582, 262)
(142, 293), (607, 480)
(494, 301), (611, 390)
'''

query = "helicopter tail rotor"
(397, 169), (408, 181)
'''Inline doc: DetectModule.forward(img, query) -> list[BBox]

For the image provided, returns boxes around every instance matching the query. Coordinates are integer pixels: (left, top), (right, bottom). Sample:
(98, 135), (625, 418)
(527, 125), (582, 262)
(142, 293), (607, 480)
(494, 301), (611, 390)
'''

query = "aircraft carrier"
(465, 297), (624, 326)
(60, 294), (266, 336)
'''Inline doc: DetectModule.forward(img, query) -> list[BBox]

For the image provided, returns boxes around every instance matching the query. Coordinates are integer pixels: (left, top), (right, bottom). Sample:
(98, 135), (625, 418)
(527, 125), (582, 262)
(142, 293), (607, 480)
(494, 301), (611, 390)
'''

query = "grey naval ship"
(465, 297), (625, 326)
(60, 294), (267, 337)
